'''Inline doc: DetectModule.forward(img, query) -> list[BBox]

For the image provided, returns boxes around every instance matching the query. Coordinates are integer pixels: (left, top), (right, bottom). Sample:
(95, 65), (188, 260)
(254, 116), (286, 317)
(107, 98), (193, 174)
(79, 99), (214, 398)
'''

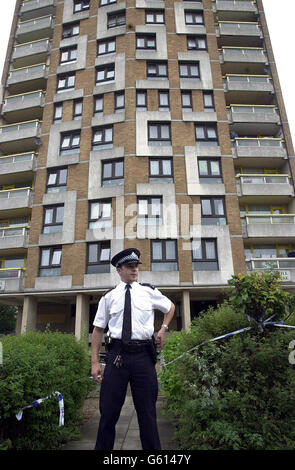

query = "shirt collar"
(118, 280), (138, 290)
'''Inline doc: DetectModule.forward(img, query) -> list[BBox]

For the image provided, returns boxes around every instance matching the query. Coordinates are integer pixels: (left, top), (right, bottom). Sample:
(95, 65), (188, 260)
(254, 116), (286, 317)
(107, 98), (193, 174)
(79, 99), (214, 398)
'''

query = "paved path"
(62, 384), (177, 451)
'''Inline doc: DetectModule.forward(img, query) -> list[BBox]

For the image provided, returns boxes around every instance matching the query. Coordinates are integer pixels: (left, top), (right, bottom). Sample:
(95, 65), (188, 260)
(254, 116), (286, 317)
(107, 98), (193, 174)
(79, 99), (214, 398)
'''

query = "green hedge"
(0, 330), (90, 450)
(160, 302), (295, 450)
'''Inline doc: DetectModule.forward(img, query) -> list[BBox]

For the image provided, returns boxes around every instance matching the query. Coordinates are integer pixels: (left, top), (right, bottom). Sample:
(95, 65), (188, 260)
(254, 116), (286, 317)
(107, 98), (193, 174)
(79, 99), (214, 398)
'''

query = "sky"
(0, 0), (294, 147)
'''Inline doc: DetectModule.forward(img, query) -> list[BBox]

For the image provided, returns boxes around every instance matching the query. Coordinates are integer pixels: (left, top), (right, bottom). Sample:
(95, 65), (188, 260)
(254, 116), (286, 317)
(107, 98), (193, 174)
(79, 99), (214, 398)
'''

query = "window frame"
(195, 123), (218, 145)
(73, 98), (83, 120)
(115, 91), (125, 112)
(46, 167), (68, 193)
(192, 238), (218, 271)
(145, 9), (165, 24)
(179, 61), (200, 79)
(92, 126), (113, 150)
(181, 90), (193, 111)
(60, 131), (81, 155)
(147, 61), (168, 79)
(136, 33), (157, 50)
(148, 122), (171, 145)
(137, 196), (163, 225)
(151, 239), (178, 271)
(101, 158), (124, 186)
(203, 91), (215, 112)
(185, 10), (204, 25)
(62, 22), (80, 39)
(107, 10), (126, 29)
(187, 35), (207, 51)
(53, 103), (63, 123)
(100, 0), (117, 5)
(60, 46), (77, 65)
(158, 90), (170, 111)
(89, 199), (112, 229)
(43, 205), (64, 234)
(149, 158), (173, 182)
(73, 0), (90, 13)
(97, 37), (116, 56)
(86, 241), (111, 274)
(95, 63), (115, 84)
(198, 158), (222, 183)
(94, 95), (104, 116)
(200, 197), (227, 225)
(57, 73), (75, 92)
(136, 90), (147, 111)
(39, 246), (62, 277)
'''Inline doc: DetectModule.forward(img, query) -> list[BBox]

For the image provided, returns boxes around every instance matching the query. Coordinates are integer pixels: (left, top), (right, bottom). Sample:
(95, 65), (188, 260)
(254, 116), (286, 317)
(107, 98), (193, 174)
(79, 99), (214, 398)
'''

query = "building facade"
(0, 0), (294, 339)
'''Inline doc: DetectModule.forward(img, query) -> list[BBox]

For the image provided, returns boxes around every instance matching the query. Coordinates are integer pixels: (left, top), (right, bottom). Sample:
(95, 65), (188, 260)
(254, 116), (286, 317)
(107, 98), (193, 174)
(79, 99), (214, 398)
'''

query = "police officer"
(91, 248), (175, 450)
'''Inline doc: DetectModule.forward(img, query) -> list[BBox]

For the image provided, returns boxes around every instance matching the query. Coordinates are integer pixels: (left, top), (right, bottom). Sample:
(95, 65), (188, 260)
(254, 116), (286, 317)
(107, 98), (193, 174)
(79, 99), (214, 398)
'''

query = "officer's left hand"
(155, 328), (166, 350)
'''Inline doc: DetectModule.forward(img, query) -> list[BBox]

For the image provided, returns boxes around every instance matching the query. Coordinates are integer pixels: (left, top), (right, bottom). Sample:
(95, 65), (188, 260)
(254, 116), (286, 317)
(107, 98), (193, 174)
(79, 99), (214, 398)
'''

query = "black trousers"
(94, 342), (161, 450)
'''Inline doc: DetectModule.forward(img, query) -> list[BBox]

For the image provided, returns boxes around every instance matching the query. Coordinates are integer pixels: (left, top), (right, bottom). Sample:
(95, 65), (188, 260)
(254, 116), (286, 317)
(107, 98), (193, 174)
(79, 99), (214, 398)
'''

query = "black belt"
(110, 338), (152, 352)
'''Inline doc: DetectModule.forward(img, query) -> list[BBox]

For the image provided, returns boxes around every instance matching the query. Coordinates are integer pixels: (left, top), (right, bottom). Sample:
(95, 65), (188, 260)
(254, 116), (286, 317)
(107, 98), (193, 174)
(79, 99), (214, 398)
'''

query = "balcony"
(0, 226), (30, 250)
(242, 214), (295, 240)
(228, 105), (280, 135)
(236, 173), (294, 199)
(232, 138), (287, 163)
(20, 0), (56, 21)
(0, 268), (25, 293)
(0, 152), (37, 185)
(217, 21), (263, 47)
(12, 39), (51, 69)
(214, 0), (258, 21)
(2, 90), (45, 123)
(0, 120), (42, 153)
(219, 47), (268, 74)
(16, 15), (55, 43)
(0, 187), (33, 212)
(7, 63), (48, 95)
(246, 257), (295, 283)
(224, 74), (274, 104)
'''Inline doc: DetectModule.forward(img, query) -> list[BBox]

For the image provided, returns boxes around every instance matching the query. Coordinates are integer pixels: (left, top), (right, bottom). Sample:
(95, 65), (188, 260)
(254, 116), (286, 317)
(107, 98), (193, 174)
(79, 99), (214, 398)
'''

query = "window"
(43, 205), (64, 234)
(151, 240), (178, 271)
(102, 159), (124, 186)
(115, 91), (124, 112)
(92, 126), (113, 150)
(87, 241), (110, 274)
(60, 46), (77, 64)
(73, 0), (90, 13)
(147, 61), (168, 79)
(100, 0), (116, 5)
(60, 132), (80, 155)
(146, 10), (164, 24)
(73, 99), (83, 120)
(94, 95), (104, 116)
(97, 37), (116, 55)
(148, 122), (171, 146)
(198, 158), (222, 183)
(195, 123), (218, 146)
(47, 167), (68, 193)
(203, 91), (214, 112)
(179, 61), (200, 79)
(181, 90), (192, 111)
(201, 198), (226, 225)
(89, 199), (112, 229)
(136, 90), (147, 111)
(57, 73), (75, 92)
(96, 64), (115, 84)
(187, 35), (207, 50)
(138, 196), (162, 226)
(39, 246), (62, 277)
(149, 158), (173, 183)
(158, 90), (169, 111)
(136, 34), (156, 50)
(62, 22), (80, 39)
(192, 239), (218, 271)
(53, 103), (63, 123)
(107, 11), (126, 28)
(185, 10), (204, 25)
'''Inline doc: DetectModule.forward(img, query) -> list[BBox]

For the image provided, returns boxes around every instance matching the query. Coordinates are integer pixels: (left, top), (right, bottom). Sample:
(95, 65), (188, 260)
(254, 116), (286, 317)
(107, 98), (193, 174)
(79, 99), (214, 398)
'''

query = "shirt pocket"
(134, 297), (153, 324)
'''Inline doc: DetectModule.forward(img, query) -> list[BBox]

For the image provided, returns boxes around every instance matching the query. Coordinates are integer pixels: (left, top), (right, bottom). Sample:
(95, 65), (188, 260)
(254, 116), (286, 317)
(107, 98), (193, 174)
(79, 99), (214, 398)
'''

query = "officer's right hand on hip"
(91, 362), (103, 384)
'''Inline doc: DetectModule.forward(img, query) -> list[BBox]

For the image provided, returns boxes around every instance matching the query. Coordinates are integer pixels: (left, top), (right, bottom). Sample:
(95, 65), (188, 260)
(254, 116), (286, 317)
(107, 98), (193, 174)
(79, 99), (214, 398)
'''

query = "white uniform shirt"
(93, 281), (172, 340)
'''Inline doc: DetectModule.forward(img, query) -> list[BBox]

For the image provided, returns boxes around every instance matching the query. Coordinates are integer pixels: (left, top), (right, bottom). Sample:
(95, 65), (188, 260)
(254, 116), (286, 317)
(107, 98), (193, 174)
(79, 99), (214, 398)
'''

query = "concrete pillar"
(21, 296), (37, 334)
(15, 306), (23, 336)
(181, 290), (191, 331)
(75, 294), (89, 342)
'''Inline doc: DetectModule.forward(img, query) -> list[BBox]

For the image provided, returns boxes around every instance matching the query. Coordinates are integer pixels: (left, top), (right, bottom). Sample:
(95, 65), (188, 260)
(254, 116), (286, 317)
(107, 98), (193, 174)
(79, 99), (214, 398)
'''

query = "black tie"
(122, 284), (131, 344)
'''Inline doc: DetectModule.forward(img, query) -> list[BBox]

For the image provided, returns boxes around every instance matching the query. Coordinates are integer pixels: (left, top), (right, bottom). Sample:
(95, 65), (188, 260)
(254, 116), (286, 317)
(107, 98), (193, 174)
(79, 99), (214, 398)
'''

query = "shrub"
(0, 305), (17, 335)
(0, 330), (90, 450)
(160, 274), (295, 450)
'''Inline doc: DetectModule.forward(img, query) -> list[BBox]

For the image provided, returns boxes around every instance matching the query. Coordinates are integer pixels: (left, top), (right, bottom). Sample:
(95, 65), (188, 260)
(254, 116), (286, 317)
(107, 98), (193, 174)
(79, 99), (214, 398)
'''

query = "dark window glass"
(192, 239), (218, 271)
(151, 240), (178, 271)
(47, 167), (68, 193)
(39, 246), (62, 276)
(87, 241), (111, 273)
(102, 159), (124, 186)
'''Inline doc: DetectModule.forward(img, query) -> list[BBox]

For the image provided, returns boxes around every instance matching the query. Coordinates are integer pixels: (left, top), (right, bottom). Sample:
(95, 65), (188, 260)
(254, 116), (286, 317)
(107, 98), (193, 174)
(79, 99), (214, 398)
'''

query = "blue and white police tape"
(160, 320), (295, 368)
(16, 391), (64, 427)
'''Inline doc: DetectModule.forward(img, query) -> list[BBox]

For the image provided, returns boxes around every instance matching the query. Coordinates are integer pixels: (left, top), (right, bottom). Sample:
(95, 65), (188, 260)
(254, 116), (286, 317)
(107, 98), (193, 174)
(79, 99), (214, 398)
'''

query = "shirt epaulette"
(139, 283), (155, 290)
(102, 287), (115, 297)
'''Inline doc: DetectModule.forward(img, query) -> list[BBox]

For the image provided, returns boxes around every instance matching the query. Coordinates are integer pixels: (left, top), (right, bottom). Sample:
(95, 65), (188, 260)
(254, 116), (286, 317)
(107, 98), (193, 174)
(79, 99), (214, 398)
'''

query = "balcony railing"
(220, 46), (267, 62)
(0, 187), (32, 200)
(0, 226), (30, 238)
(0, 120), (42, 135)
(237, 174), (290, 184)
(8, 63), (47, 82)
(246, 257), (295, 279)
(243, 214), (295, 225)
(224, 74), (272, 85)
(217, 21), (262, 36)
(232, 137), (284, 149)
(0, 268), (25, 280)
(229, 104), (277, 115)
(4, 90), (45, 108)
(18, 14), (54, 32)
(216, 0), (257, 7)
(0, 152), (36, 165)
